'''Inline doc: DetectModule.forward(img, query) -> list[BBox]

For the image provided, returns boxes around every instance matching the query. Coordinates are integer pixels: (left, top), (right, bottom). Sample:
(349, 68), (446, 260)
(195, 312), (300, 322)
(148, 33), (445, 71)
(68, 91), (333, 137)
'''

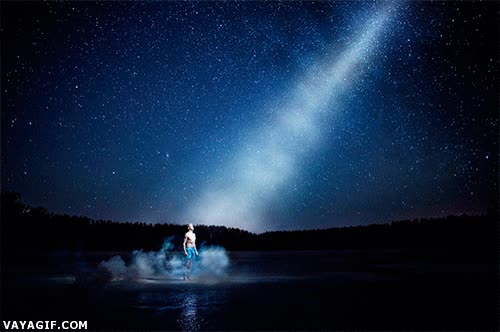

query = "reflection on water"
(4, 250), (496, 331)
(178, 291), (201, 331)
(132, 286), (225, 330)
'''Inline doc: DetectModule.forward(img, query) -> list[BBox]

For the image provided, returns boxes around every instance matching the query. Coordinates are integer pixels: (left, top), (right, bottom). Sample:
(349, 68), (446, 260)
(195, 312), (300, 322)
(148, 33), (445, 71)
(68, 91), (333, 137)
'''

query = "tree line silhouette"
(1, 191), (497, 263)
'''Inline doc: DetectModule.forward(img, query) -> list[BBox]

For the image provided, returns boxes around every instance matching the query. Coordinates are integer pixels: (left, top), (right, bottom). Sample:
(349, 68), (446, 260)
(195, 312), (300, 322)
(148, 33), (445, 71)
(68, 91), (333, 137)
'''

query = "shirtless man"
(183, 223), (198, 281)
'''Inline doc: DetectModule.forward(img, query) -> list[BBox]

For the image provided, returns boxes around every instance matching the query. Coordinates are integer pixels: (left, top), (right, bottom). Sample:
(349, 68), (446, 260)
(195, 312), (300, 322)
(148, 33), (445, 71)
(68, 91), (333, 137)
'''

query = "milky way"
(187, 5), (397, 232)
(2, 1), (498, 232)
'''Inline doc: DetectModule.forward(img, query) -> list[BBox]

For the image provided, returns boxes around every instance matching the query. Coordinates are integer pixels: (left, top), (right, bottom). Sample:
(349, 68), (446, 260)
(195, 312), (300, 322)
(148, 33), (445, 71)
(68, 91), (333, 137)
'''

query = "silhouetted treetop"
(1, 191), (496, 254)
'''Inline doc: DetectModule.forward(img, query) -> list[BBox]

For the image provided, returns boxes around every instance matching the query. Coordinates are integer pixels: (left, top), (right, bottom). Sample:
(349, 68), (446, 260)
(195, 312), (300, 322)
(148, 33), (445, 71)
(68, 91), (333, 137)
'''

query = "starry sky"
(1, 1), (498, 233)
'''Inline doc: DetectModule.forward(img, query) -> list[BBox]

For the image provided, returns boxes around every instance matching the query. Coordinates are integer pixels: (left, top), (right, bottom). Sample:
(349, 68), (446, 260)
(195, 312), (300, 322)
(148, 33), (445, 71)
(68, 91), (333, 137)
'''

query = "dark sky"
(1, 1), (498, 232)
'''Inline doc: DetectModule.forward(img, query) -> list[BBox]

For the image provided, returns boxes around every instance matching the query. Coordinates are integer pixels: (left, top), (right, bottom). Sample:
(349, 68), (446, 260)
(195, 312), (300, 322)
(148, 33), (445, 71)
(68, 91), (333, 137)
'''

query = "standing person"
(183, 223), (198, 281)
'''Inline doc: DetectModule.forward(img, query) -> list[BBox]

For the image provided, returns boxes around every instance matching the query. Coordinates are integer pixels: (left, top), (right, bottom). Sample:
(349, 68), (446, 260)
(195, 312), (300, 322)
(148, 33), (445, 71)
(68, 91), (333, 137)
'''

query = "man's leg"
(183, 257), (190, 280)
(186, 259), (192, 280)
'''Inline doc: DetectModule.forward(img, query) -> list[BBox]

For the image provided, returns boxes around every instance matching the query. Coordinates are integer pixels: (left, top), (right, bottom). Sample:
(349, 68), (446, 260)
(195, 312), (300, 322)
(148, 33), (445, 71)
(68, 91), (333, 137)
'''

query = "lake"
(1, 249), (497, 331)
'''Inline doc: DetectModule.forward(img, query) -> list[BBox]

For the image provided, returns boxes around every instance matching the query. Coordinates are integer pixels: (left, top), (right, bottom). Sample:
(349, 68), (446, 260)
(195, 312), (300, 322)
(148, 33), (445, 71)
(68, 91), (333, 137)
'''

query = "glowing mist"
(98, 238), (230, 282)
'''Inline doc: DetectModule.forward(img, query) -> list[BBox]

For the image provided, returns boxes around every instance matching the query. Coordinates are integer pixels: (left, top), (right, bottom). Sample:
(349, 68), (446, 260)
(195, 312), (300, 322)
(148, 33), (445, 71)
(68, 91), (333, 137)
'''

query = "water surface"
(2, 250), (497, 331)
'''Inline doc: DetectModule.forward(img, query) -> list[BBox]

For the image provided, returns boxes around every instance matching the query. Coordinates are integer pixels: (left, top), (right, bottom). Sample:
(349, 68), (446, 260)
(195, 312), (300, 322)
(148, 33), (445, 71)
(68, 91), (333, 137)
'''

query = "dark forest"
(2, 191), (496, 262)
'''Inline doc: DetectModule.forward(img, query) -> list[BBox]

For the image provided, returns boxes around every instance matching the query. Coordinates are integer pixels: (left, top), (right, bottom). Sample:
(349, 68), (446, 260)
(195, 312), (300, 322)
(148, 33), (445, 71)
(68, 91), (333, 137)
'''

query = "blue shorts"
(186, 247), (196, 259)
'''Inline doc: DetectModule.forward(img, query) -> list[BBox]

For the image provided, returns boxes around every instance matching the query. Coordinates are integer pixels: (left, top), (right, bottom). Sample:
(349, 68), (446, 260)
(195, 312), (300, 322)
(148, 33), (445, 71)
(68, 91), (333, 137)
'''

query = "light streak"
(187, 4), (397, 232)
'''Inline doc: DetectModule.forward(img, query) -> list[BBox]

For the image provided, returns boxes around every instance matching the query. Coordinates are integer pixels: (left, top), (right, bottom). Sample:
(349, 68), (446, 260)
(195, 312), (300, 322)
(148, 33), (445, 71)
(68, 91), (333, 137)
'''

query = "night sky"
(1, 1), (498, 233)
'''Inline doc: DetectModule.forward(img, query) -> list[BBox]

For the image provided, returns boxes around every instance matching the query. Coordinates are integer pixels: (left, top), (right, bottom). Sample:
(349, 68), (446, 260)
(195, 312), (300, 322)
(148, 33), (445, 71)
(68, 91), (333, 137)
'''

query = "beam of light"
(186, 4), (397, 232)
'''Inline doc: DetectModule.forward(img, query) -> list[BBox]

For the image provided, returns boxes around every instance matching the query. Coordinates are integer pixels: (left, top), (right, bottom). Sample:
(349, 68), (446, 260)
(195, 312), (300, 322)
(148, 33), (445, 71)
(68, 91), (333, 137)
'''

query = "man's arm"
(183, 234), (187, 255)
